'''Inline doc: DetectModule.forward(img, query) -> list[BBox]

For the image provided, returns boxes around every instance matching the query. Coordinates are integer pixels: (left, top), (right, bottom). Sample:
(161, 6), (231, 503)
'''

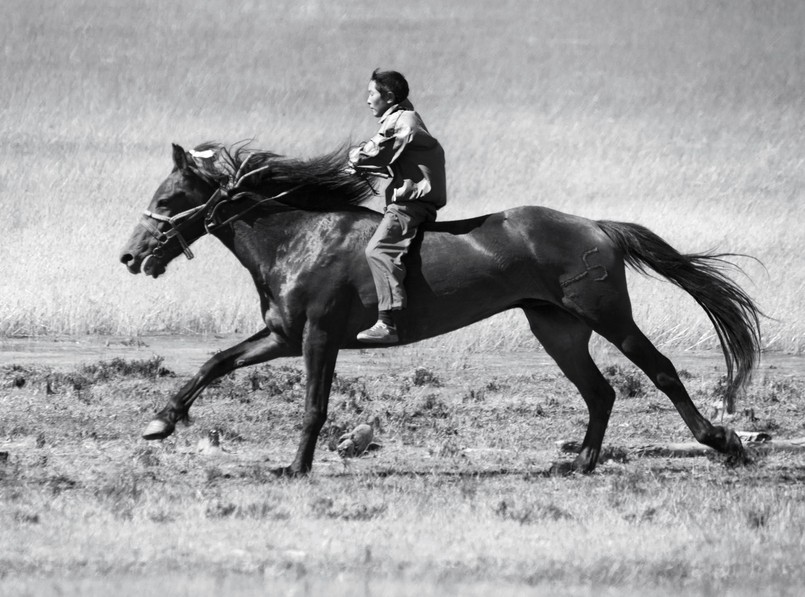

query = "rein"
(203, 185), (303, 232)
(141, 152), (303, 261)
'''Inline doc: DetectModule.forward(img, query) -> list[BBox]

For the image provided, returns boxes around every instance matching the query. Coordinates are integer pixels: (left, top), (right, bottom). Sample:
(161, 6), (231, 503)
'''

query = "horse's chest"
(263, 307), (285, 332)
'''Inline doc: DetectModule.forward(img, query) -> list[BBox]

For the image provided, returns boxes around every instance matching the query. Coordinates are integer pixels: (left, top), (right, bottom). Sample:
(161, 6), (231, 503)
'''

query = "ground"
(1, 337), (804, 596)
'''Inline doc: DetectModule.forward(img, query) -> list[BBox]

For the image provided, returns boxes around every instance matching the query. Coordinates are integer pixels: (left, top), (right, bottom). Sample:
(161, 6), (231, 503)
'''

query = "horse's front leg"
(143, 328), (294, 440)
(276, 325), (340, 476)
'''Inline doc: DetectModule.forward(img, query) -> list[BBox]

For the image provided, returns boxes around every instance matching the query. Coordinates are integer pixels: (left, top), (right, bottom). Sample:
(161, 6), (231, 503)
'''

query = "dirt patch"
(2, 334), (803, 377)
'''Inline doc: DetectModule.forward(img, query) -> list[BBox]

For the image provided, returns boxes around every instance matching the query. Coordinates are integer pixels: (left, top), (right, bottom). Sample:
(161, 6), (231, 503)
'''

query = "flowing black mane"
(188, 142), (375, 211)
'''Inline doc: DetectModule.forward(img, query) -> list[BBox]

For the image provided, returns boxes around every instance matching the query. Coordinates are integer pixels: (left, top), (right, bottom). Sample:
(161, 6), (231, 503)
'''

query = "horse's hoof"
(142, 418), (174, 440)
(271, 465), (308, 478)
(712, 427), (747, 457)
(726, 428), (745, 453)
(724, 428), (750, 467)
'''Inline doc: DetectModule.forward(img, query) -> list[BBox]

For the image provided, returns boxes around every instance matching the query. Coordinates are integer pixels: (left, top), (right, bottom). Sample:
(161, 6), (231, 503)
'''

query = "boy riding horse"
(347, 69), (447, 344)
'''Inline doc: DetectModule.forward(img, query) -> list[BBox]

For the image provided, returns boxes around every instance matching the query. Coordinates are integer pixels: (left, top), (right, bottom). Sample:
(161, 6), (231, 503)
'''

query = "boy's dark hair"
(371, 69), (409, 103)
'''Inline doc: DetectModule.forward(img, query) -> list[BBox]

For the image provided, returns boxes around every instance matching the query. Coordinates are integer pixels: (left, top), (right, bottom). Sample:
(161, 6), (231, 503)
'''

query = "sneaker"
(357, 321), (399, 344)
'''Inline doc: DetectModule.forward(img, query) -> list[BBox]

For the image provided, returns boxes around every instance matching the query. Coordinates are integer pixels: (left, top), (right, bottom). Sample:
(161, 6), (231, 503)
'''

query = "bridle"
(141, 200), (208, 260)
(140, 153), (302, 261)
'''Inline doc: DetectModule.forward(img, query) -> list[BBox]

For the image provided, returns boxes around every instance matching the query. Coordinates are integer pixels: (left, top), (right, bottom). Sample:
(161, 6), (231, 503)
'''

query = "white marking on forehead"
(189, 149), (215, 159)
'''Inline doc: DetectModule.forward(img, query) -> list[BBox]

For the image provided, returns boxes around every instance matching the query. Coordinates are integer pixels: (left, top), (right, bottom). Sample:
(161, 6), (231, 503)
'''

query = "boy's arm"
(349, 114), (417, 177)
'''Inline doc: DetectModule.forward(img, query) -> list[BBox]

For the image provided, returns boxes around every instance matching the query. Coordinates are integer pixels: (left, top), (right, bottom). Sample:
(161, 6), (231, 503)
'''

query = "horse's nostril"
(120, 253), (133, 265)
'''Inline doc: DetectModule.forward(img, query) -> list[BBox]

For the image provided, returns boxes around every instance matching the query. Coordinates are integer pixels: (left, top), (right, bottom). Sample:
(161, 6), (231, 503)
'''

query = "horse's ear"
(172, 143), (189, 171)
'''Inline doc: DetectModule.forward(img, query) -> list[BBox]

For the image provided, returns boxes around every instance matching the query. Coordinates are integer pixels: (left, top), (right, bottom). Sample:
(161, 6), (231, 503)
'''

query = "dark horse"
(120, 143), (761, 475)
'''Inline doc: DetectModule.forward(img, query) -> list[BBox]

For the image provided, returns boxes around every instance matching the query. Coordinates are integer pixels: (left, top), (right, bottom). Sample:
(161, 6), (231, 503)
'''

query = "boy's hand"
(348, 145), (363, 164)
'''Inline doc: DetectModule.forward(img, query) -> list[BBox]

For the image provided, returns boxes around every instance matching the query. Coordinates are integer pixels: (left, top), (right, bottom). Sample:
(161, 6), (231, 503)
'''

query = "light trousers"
(365, 201), (436, 311)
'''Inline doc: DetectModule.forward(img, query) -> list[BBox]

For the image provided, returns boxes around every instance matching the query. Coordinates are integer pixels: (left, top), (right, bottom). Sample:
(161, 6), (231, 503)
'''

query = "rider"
(347, 69), (447, 344)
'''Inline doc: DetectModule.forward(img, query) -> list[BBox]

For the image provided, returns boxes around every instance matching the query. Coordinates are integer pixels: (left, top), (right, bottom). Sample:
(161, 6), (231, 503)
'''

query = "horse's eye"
(156, 192), (182, 209)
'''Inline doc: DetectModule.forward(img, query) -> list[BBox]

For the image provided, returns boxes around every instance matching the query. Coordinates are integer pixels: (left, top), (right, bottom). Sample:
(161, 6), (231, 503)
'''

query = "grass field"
(0, 0), (803, 351)
(1, 344), (805, 596)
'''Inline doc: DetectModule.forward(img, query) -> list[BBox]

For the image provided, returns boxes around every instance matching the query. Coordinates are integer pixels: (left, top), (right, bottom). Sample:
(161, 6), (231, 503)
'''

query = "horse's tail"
(596, 220), (761, 412)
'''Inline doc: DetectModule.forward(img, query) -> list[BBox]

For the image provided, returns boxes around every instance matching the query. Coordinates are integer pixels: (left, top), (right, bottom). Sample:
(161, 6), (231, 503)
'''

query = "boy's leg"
(359, 202), (435, 343)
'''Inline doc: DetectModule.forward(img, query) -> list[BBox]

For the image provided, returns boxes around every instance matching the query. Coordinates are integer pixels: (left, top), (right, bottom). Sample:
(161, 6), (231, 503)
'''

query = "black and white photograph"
(1, 1), (803, 595)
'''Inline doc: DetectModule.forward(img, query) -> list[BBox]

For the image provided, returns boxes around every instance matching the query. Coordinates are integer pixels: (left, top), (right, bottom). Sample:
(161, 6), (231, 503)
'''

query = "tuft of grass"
(744, 504), (772, 530)
(95, 470), (143, 520)
(1, 357), (173, 399)
(494, 498), (574, 525)
(204, 499), (236, 519)
(604, 364), (648, 399)
(78, 356), (174, 380)
(462, 388), (486, 403)
(1, 365), (43, 389)
(46, 474), (78, 496)
(412, 367), (441, 387)
(310, 496), (388, 521)
(412, 394), (450, 419)
(249, 365), (304, 400)
(13, 509), (40, 525)
(748, 375), (804, 405)
(134, 447), (160, 468)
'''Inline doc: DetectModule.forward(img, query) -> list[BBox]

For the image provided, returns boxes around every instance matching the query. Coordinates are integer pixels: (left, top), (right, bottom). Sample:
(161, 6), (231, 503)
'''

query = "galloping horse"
(120, 143), (761, 475)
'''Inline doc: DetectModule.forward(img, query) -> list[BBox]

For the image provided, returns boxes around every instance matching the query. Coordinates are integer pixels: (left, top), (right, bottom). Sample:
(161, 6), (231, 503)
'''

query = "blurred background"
(1, 0), (802, 352)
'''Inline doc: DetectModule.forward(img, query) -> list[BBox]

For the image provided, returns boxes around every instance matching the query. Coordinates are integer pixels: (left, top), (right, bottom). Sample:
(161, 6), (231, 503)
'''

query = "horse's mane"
(188, 141), (375, 211)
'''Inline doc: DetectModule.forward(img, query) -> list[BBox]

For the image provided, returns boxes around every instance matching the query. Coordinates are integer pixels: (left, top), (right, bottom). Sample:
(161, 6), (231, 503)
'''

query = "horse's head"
(120, 144), (219, 278)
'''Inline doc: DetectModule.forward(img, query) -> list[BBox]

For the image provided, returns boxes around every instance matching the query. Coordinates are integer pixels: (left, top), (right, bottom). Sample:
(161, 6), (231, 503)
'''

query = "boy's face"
(367, 80), (394, 118)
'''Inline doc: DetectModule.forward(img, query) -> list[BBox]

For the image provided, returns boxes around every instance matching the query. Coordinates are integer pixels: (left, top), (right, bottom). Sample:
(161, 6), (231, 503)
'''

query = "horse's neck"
(217, 210), (371, 274)
(215, 212), (293, 267)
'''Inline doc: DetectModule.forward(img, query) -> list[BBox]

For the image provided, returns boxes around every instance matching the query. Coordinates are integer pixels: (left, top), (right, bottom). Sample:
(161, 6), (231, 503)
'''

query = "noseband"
(141, 154), (303, 261)
(141, 198), (211, 260)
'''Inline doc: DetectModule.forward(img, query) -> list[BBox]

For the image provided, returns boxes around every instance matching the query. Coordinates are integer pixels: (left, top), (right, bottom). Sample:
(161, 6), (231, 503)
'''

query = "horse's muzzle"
(140, 254), (166, 278)
(120, 251), (142, 274)
(120, 251), (165, 277)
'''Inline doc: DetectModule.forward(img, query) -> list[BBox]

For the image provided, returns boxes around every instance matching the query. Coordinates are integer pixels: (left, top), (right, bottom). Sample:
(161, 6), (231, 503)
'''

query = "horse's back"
(420, 205), (606, 258)
(347, 204), (611, 270)
(423, 205), (598, 236)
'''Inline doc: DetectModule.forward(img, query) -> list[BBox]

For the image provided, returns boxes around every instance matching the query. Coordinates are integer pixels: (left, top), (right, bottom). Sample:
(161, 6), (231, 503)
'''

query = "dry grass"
(0, 0), (802, 351)
(2, 349), (805, 595)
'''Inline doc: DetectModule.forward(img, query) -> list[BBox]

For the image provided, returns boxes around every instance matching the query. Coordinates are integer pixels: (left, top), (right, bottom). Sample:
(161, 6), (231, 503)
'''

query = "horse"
(119, 142), (761, 476)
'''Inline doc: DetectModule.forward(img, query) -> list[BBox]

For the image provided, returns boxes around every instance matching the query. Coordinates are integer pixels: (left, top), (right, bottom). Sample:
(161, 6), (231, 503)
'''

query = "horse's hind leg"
(593, 316), (745, 462)
(523, 306), (616, 473)
(143, 328), (295, 440)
